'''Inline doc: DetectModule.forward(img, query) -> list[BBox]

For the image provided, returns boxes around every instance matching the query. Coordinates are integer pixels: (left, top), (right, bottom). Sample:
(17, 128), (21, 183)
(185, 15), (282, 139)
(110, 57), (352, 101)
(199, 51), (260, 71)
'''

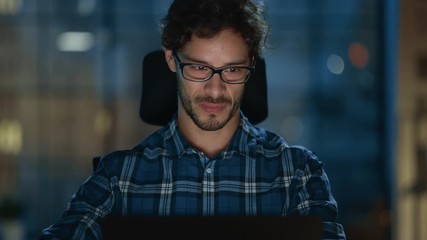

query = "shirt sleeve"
(39, 158), (118, 240)
(286, 146), (346, 240)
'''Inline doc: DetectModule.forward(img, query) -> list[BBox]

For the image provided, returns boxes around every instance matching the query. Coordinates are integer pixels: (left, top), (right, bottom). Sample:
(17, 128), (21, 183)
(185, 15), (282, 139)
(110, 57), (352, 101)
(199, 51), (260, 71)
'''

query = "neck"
(177, 109), (240, 159)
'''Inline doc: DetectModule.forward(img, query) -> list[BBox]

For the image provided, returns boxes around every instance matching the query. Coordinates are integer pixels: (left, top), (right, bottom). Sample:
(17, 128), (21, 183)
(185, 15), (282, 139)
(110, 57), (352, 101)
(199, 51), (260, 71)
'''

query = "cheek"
(230, 85), (245, 102)
(178, 79), (197, 99)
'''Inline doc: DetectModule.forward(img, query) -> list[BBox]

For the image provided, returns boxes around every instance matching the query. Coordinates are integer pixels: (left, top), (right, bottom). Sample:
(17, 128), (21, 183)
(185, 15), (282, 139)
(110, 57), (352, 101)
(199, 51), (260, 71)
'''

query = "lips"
(195, 95), (231, 114)
(200, 102), (227, 114)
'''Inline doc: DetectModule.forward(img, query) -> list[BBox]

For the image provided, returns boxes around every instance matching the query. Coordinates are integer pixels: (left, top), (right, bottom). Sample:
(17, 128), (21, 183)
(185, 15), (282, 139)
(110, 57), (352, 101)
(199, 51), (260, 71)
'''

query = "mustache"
(195, 96), (232, 104)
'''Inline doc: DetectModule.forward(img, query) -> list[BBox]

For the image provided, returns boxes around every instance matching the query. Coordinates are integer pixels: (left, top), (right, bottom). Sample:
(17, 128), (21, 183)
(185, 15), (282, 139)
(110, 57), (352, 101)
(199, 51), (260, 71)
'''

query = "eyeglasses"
(173, 51), (255, 84)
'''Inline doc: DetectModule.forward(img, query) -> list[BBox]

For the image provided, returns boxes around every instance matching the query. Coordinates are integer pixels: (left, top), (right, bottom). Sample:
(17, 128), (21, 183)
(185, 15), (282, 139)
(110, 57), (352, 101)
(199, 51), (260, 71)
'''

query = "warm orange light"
(348, 42), (369, 69)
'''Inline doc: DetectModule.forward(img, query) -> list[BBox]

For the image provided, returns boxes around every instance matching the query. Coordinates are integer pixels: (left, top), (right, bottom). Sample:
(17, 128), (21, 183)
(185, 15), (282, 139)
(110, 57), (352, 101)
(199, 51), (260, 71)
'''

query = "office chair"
(93, 49), (268, 171)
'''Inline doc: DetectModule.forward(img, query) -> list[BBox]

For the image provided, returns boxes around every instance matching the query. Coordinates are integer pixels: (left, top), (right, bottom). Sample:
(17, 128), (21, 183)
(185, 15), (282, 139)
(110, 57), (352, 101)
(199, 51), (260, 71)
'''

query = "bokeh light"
(327, 54), (345, 75)
(348, 42), (369, 69)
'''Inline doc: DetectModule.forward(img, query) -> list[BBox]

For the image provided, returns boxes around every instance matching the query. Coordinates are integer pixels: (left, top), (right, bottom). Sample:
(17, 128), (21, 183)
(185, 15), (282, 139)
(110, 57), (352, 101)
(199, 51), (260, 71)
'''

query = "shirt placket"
(196, 151), (216, 216)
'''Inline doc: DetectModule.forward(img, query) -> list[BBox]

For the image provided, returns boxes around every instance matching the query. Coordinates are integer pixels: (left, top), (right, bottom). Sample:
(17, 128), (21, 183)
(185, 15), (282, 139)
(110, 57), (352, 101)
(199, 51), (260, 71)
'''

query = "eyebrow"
(180, 53), (249, 67)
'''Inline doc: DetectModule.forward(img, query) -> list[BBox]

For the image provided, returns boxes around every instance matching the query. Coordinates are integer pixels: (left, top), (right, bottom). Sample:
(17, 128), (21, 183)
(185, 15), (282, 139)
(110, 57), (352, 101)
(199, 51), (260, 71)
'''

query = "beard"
(178, 83), (241, 131)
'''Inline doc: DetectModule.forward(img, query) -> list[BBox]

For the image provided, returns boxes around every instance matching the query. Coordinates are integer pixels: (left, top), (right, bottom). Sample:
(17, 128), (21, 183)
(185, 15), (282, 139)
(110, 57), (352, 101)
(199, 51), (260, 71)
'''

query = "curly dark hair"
(160, 0), (270, 59)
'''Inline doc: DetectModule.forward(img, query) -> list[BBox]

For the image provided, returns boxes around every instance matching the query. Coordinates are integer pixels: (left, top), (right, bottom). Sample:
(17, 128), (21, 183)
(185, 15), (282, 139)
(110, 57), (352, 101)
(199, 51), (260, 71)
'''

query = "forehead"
(181, 28), (250, 63)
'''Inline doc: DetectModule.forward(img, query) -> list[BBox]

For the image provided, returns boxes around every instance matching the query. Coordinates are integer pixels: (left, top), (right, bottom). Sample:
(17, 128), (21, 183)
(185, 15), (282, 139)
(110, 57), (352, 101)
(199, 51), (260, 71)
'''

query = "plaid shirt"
(40, 112), (346, 240)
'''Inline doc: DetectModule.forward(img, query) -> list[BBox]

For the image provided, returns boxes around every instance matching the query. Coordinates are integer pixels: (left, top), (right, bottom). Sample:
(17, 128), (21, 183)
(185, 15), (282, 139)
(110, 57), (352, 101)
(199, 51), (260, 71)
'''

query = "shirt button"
(206, 168), (212, 174)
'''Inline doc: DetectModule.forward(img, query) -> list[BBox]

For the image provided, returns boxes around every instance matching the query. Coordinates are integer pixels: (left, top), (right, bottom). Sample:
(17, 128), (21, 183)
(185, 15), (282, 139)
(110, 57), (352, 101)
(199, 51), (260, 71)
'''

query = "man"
(40, 0), (346, 239)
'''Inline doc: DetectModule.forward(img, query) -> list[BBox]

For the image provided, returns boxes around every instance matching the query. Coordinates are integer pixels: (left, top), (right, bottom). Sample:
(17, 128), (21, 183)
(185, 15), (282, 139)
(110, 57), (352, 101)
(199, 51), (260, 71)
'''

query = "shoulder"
(261, 130), (320, 165)
(133, 117), (183, 155)
(133, 125), (170, 151)
(96, 149), (138, 176)
(246, 124), (322, 170)
(240, 113), (289, 150)
(96, 123), (177, 175)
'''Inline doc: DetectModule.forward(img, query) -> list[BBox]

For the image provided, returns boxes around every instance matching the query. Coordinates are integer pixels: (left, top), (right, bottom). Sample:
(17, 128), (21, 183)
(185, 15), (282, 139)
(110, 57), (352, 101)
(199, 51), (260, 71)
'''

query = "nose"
(204, 71), (226, 97)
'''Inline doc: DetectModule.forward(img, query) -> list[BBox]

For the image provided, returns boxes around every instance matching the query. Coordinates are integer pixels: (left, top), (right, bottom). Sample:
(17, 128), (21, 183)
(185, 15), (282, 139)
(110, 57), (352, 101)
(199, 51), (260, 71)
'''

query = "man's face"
(166, 28), (251, 131)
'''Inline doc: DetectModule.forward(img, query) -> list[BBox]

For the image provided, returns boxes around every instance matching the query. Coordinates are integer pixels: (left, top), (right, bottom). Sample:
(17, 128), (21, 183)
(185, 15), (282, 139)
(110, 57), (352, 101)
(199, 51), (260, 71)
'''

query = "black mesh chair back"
(139, 50), (268, 125)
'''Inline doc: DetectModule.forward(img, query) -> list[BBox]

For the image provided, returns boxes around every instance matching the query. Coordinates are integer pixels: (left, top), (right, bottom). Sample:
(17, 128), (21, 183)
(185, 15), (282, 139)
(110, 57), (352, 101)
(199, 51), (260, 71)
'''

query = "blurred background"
(0, 0), (425, 239)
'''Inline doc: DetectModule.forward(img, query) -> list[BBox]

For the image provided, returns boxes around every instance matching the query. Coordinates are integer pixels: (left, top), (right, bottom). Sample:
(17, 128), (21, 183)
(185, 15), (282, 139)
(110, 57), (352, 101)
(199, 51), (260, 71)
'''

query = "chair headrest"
(140, 50), (268, 126)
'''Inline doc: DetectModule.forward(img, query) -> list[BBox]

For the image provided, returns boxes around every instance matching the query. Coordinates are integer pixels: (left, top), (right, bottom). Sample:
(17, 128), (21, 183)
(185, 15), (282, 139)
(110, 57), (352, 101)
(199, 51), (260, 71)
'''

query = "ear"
(164, 49), (177, 72)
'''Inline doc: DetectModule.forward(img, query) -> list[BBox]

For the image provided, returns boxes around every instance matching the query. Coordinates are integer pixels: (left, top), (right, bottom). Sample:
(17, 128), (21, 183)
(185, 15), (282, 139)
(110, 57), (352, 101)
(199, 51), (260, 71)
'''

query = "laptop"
(100, 215), (322, 240)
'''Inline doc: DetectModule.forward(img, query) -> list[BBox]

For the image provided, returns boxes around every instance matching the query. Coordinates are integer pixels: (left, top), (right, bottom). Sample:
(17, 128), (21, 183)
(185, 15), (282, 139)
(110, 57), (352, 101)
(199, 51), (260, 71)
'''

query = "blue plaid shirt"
(41, 112), (346, 240)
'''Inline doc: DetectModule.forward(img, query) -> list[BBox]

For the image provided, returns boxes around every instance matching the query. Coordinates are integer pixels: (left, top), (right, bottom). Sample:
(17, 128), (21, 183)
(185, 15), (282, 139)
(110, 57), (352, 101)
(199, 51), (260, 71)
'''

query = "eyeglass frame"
(172, 51), (255, 84)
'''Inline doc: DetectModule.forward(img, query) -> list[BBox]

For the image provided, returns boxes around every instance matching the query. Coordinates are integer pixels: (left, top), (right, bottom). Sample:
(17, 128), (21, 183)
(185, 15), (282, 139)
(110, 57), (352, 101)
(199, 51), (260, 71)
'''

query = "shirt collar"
(162, 111), (259, 159)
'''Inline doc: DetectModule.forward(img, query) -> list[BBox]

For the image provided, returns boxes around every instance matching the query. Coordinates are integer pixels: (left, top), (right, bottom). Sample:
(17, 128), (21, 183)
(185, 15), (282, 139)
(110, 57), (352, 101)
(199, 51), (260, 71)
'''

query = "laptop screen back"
(100, 215), (322, 240)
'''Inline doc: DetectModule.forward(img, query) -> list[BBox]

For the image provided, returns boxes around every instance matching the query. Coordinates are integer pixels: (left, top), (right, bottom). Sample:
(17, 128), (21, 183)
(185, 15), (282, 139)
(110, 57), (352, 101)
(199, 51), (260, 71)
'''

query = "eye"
(190, 65), (209, 72)
(224, 67), (242, 73)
